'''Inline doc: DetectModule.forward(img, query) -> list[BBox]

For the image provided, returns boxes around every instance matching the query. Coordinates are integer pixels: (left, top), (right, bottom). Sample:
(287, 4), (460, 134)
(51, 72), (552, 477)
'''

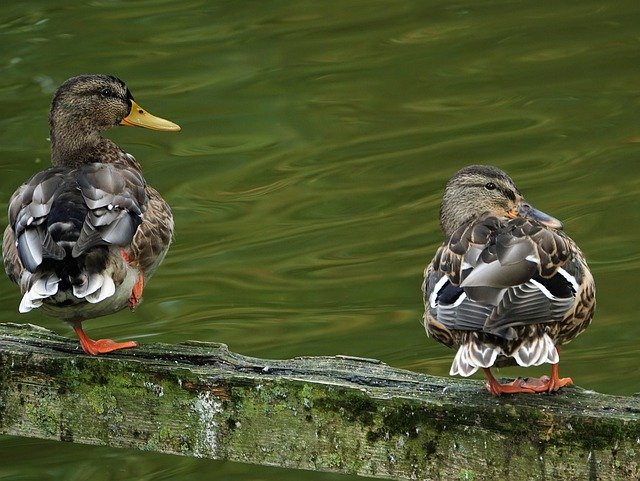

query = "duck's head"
(49, 74), (180, 163)
(439, 165), (563, 236)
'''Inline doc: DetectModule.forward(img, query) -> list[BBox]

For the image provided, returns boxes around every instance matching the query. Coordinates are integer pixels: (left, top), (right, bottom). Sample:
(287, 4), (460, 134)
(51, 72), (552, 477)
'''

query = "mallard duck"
(2, 74), (180, 355)
(422, 165), (595, 395)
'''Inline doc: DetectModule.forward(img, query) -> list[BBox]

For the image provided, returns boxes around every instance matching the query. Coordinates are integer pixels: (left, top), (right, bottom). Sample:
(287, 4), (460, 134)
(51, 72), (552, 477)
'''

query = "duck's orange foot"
(482, 361), (573, 396)
(483, 374), (536, 396)
(73, 325), (138, 356)
(520, 369), (573, 393)
(519, 376), (573, 393)
(129, 272), (144, 311)
(81, 338), (138, 356)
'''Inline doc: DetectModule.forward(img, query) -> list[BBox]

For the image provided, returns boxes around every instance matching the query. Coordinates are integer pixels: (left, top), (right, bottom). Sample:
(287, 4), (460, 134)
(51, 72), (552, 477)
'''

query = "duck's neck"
(50, 119), (139, 170)
(50, 123), (100, 166)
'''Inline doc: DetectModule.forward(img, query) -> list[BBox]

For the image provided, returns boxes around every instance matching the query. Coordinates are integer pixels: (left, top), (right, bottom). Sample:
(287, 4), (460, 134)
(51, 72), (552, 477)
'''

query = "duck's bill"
(510, 203), (563, 230)
(120, 100), (181, 131)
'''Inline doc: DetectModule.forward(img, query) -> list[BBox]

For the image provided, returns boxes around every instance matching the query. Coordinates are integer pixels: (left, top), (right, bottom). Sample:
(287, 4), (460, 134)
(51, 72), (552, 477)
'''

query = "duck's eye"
(100, 88), (114, 98)
(484, 182), (497, 191)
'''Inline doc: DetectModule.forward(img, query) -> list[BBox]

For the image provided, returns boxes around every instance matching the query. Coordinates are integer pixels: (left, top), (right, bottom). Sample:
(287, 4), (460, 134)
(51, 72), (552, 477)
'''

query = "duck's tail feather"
(450, 342), (499, 377)
(449, 333), (559, 377)
(18, 246), (116, 312)
(512, 333), (558, 367)
(19, 273), (61, 312)
(73, 273), (116, 304)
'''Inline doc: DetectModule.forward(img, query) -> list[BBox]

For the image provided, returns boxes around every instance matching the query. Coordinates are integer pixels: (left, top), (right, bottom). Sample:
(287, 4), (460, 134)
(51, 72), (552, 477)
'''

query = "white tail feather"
(85, 275), (116, 303)
(73, 273), (102, 298)
(450, 342), (499, 377)
(512, 333), (558, 367)
(19, 275), (60, 313)
(450, 333), (558, 377)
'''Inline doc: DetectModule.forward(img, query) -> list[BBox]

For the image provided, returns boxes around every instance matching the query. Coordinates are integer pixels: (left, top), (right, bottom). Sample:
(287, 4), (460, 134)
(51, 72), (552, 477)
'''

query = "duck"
(422, 165), (595, 395)
(2, 74), (180, 355)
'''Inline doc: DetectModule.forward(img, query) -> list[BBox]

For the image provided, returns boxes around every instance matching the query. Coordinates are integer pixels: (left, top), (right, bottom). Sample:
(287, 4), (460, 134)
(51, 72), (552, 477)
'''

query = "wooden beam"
(1, 322), (638, 480)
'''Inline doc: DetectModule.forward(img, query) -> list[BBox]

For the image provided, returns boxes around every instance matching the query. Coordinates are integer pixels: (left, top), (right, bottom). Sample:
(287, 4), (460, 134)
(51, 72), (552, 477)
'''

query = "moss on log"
(0, 322), (639, 480)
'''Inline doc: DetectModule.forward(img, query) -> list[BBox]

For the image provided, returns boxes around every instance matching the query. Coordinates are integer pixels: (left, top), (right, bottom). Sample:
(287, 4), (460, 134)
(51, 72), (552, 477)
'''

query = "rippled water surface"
(1, 1), (639, 479)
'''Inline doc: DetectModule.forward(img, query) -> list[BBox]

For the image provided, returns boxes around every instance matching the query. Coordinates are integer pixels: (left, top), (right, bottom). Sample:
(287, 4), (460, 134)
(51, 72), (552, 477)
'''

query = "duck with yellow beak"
(3, 74), (180, 355)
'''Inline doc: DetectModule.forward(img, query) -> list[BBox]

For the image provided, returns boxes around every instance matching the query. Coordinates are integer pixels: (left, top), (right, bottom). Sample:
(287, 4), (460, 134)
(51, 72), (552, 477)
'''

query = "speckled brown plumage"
(2, 74), (180, 355)
(129, 187), (174, 273)
(422, 165), (595, 395)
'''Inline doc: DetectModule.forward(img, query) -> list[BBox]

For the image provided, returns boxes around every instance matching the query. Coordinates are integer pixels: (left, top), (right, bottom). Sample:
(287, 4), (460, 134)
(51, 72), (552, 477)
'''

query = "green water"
(1, 0), (639, 479)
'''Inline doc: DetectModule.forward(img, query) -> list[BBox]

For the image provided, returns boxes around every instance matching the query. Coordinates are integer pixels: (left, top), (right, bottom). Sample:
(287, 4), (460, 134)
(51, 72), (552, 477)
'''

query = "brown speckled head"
(48, 75), (179, 166)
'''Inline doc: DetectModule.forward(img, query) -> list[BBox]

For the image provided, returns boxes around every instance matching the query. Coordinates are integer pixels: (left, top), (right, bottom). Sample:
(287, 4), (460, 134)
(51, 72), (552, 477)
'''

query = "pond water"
(1, 1), (639, 479)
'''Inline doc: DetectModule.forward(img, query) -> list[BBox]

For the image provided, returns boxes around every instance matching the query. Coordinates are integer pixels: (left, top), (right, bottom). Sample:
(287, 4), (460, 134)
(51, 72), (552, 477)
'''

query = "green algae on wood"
(0, 323), (639, 480)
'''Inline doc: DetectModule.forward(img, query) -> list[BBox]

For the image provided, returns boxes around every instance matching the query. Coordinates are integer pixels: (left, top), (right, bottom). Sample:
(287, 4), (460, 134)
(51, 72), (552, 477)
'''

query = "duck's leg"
(73, 323), (137, 356)
(483, 368), (536, 396)
(546, 360), (573, 392)
(129, 273), (144, 310)
(120, 249), (144, 310)
(518, 347), (573, 393)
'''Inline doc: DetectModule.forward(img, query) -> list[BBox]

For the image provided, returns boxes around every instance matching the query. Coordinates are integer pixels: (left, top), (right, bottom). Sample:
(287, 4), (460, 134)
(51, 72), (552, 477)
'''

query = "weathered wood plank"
(0, 322), (638, 480)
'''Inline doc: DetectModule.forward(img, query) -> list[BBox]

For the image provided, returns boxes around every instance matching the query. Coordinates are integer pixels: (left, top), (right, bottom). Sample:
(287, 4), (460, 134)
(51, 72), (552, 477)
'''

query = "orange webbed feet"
(73, 324), (137, 356)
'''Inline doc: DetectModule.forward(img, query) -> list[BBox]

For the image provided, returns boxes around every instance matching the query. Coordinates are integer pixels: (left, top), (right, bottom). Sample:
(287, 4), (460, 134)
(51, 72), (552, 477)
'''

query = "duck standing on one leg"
(2, 74), (180, 355)
(422, 165), (595, 395)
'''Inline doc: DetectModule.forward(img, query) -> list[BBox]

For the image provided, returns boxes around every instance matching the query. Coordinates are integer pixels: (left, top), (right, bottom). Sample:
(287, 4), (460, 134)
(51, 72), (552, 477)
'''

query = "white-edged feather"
(449, 333), (558, 377)
(557, 267), (580, 293)
(19, 274), (60, 313)
(429, 276), (449, 309)
(512, 333), (558, 367)
(450, 342), (500, 377)
(85, 275), (116, 303)
(73, 273), (101, 298)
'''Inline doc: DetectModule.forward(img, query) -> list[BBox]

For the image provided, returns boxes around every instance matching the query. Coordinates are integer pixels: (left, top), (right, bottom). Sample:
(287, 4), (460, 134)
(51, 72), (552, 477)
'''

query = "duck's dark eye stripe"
(502, 189), (516, 201)
(471, 182), (516, 201)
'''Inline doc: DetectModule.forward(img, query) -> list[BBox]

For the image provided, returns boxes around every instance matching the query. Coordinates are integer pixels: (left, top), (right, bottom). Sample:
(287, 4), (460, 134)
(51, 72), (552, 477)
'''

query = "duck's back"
(423, 214), (594, 359)
(4, 162), (150, 318)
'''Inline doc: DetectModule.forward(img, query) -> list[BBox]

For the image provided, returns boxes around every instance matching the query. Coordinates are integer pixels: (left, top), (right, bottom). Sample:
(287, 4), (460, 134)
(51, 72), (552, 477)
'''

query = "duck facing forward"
(3, 74), (180, 355)
(422, 165), (595, 395)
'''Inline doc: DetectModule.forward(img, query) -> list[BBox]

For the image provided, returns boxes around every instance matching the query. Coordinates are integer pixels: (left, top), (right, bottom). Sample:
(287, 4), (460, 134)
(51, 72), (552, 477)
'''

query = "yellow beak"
(120, 100), (181, 131)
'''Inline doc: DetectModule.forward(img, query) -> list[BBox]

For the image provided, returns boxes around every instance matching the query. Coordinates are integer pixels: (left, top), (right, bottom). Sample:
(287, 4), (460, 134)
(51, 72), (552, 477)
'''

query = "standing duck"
(3, 74), (180, 355)
(422, 165), (595, 395)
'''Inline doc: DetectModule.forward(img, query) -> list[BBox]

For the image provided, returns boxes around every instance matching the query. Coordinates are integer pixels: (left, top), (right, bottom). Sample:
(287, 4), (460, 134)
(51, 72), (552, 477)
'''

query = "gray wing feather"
(8, 164), (147, 270)
(17, 228), (44, 272)
(9, 169), (67, 272)
(438, 298), (494, 331)
(72, 164), (146, 257)
(427, 269), (495, 332)
(484, 281), (574, 336)
(461, 237), (538, 290)
(426, 214), (578, 341)
(494, 234), (535, 265)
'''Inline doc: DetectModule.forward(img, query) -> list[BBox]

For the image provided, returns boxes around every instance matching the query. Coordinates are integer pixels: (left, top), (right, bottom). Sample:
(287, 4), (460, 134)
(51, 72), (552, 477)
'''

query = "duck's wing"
(129, 186), (174, 274)
(7, 164), (147, 273)
(426, 216), (579, 340)
(72, 163), (147, 257)
(7, 163), (149, 312)
(3, 224), (22, 284)
(7, 168), (69, 273)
